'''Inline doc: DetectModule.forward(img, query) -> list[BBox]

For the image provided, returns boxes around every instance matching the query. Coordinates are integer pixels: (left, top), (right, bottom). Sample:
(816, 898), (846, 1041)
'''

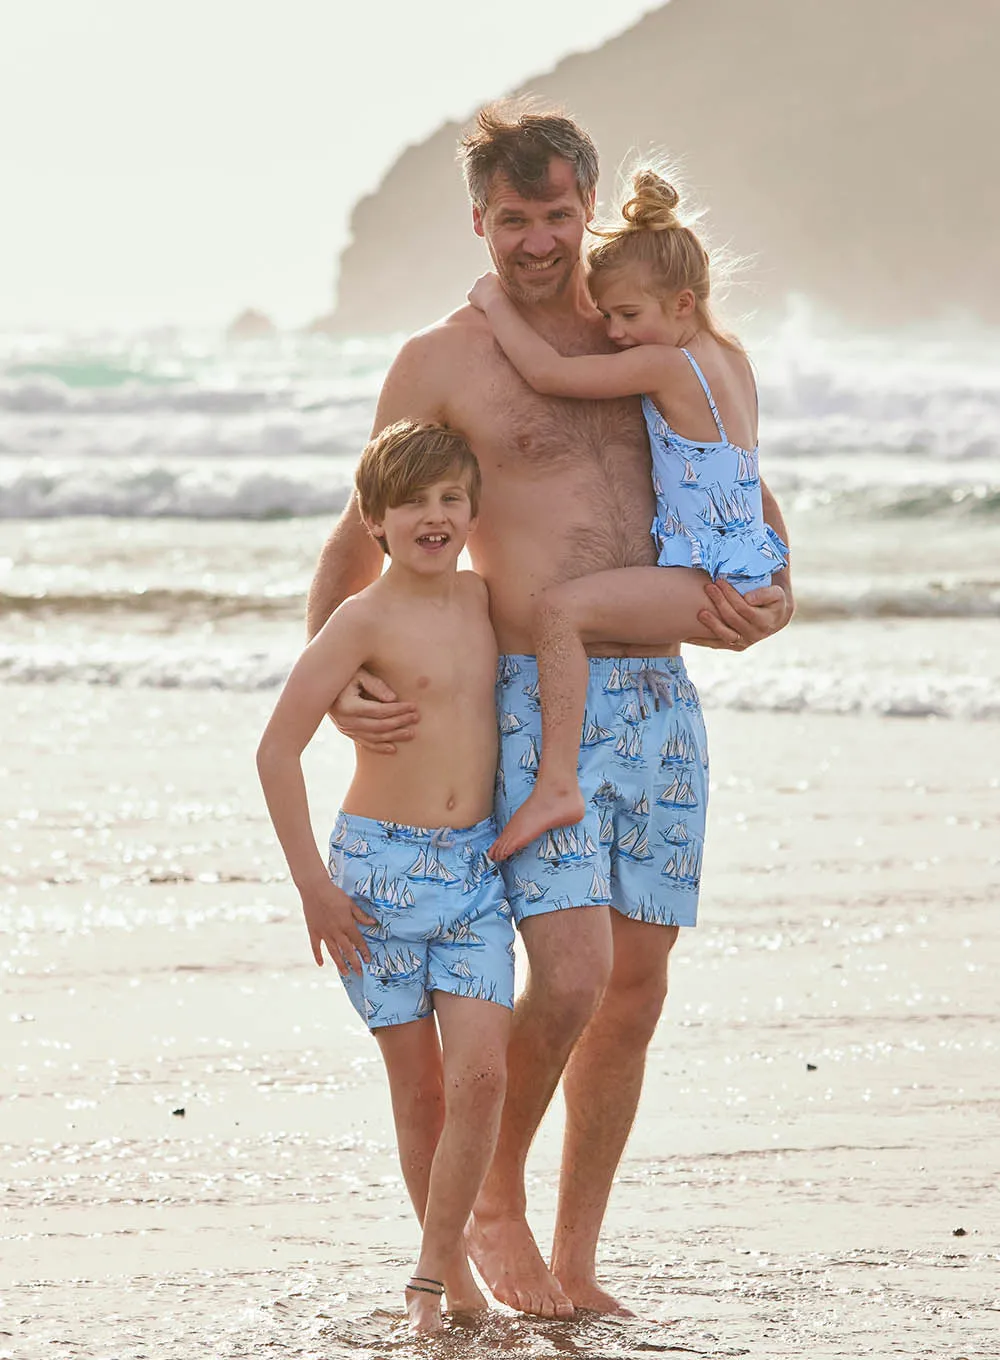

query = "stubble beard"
(494, 255), (576, 307)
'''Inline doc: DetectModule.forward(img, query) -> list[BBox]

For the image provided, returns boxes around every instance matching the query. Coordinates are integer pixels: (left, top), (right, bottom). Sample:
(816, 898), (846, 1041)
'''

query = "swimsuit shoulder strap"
(680, 347), (727, 443)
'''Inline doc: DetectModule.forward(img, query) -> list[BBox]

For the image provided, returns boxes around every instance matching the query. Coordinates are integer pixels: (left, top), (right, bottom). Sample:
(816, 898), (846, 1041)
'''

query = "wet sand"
(2, 684), (997, 1358)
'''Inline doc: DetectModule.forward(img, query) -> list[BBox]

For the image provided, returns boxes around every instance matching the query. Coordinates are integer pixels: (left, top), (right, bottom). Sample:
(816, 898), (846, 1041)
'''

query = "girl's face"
(591, 271), (694, 349)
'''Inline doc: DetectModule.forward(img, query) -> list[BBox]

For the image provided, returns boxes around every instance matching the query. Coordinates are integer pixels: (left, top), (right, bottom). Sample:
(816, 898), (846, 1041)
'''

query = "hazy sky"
(1, 0), (661, 329)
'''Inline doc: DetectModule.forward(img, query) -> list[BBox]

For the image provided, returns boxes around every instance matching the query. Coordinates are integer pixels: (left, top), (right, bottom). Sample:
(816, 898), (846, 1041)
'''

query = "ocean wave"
(0, 460), (356, 518)
(2, 577), (997, 621)
(2, 640), (997, 720)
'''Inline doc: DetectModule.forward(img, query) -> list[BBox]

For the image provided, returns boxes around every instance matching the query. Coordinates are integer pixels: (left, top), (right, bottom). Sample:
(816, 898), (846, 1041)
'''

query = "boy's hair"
(587, 168), (741, 351)
(355, 420), (481, 555)
(460, 100), (599, 210)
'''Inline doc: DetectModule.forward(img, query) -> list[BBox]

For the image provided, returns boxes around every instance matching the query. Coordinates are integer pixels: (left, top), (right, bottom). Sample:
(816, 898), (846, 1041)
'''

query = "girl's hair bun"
(621, 170), (681, 231)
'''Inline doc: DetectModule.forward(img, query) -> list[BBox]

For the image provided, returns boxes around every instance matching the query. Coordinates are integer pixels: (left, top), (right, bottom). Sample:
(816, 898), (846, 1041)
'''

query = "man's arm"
(306, 328), (454, 746)
(306, 331), (450, 637)
(694, 479), (794, 649)
(305, 494), (381, 640)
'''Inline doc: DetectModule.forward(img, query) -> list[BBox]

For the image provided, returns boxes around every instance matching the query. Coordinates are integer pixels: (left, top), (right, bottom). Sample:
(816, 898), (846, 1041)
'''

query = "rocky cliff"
(326, 0), (997, 333)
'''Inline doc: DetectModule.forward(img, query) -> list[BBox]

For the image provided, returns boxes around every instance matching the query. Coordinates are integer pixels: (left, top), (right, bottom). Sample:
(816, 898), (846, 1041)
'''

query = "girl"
(468, 169), (789, 861)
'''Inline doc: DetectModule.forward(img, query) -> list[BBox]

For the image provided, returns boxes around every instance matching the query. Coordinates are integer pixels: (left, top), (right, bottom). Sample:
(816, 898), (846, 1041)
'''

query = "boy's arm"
(256, 601), (376, 972)
(468, 272), (670, 398)
(694, 480), (794, 648)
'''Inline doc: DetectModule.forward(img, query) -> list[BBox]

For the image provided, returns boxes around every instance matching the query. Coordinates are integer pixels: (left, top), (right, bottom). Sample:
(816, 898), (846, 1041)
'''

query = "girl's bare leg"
(489, 566), (712, 860)
(405, 992), (510, 1334)
(374, 1014), (486, 1325)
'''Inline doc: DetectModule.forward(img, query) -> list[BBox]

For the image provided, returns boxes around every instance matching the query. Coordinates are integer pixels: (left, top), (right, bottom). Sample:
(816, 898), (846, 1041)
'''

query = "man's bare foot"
(552, 1270), (635, 1317)
(466, 1210), (575, 1319)
(488, 785), (586, 861)
(405, 1277), (445, 1336)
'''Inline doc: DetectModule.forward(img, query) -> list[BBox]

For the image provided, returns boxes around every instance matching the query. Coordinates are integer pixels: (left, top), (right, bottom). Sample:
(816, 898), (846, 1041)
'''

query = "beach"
(1, 323), (998, 1357)
(3, 680), (997, 1359)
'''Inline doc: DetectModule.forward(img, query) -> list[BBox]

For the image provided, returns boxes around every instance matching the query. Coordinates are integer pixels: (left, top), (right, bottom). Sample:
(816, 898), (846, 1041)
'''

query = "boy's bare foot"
(405, 1277), (445, 1336)
(553, 1270), (636, 1317)
(466, 1210), (575, 1319)
(443, 1258), (489, 1315)
(488, 785), (586, 861)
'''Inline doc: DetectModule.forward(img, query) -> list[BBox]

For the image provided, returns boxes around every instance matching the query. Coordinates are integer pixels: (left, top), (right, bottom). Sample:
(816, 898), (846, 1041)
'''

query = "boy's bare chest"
(373, 608), (497, 707)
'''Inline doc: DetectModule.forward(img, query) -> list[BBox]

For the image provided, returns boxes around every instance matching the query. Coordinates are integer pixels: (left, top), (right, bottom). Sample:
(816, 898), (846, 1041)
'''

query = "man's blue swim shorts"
(495, 655), (709, 929)
(329, 812), (515, 1030)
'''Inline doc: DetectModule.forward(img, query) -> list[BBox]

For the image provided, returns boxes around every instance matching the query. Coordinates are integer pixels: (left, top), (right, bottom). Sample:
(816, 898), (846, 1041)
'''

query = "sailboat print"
(499, 710), (525, 735)
(630, 792), (650, 816)
(604, 663), (627, 694)
(371, 946), (424, 982)
(406, 847), (460, 886)
(357, 865), (416, 910)
(521, 678), (541, 708)
(462, 851), (498, 894)
(660, 845), (702, 887)
(536, 826), (596, 864)
(658, 772), (698, 809)
(619, 697), (648, 727)
(661, 821), (690, 846)
(614, 727), (643, 763)
(591, 779), (621, 807)
(735, 447), (759, 486)
(659, 727), (696, 765)
(518, 737), (541, 777)
(444, 955), (475, 980)
(680, 457), (699, 487)
(513, 874), (548, 904)
(587, 868), (612, 902)
(598, 812), (614, 846)
(581, 711), (615, 747)
(330, 820), (348, 849)
(343, 833), (373, 858)
(431, 917), (487, 949)
(497, 656), (522, 686)
(616, 822), (654, 862)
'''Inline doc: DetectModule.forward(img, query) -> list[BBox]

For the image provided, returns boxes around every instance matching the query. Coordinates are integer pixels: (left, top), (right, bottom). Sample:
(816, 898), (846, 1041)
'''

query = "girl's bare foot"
(405, 1277), (445, 1336)
(488, 784), (586, 861)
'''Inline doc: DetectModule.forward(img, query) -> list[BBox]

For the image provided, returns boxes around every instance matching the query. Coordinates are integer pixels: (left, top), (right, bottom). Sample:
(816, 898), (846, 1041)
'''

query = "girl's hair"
(587, 169), (741, 350)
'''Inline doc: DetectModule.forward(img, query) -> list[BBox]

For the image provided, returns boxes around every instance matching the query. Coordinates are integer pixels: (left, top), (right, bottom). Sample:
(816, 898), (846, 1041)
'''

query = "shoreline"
(2, 690), (997, 1357)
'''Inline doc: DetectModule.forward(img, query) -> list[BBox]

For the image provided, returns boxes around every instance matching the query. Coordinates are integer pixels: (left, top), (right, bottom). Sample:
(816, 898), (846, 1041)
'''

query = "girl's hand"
(299, 876), (374, 975)
(696, 580), (792, 650)
(468, 272), (503, 312)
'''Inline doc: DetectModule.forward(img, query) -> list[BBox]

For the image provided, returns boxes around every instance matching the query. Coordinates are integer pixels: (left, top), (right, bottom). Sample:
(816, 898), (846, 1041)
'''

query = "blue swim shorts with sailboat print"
(328, 812), (515, 1031)
(495, 655), (709, 929)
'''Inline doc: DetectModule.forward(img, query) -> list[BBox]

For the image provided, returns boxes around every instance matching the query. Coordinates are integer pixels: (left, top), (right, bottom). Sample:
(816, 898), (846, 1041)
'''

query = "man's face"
(473, 158), (593, 305)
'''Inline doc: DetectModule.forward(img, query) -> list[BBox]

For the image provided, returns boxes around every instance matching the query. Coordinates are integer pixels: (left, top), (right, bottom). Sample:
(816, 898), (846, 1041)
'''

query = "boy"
(256, 420), (514, 1335)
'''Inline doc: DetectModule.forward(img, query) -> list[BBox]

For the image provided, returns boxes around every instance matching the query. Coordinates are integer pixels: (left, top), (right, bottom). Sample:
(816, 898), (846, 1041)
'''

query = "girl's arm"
(468, 272), (671, 399)
(256, 600), (376, 970)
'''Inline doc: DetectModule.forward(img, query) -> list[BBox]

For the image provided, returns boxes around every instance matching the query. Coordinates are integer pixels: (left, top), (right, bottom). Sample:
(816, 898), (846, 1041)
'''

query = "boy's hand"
(696, 580), (793, 651)
(468, 272), (503, 312)
(299, 877), (374, 975)
(330, 667), (419, 754)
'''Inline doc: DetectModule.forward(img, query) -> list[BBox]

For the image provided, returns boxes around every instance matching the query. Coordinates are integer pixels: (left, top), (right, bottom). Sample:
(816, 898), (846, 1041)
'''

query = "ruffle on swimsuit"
(644, 349), (789, 587)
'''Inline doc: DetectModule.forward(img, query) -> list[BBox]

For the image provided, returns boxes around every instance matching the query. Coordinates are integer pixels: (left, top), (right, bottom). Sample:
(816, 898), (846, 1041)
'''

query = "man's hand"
(330, 667), (419, 754)
(695, 579), (793, 651)
(299, 875), (374, 975)
(467, 272), (504, 312)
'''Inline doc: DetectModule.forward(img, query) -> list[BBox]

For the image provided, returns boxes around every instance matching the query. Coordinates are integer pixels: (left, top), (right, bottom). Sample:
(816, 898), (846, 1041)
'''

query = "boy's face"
(368, 471), (477, 574)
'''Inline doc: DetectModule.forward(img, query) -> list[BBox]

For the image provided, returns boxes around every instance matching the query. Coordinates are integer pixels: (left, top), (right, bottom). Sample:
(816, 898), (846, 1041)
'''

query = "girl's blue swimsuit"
(643, 347), (788, 593)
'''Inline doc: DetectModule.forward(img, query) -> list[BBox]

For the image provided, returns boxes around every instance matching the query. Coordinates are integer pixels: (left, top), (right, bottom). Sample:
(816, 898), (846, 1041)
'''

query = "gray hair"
(459, 101), (600, 209)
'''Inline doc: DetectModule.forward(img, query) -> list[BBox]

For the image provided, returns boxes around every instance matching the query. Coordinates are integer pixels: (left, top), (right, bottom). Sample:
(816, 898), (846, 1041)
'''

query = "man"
(307, 104), (793, 1319)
